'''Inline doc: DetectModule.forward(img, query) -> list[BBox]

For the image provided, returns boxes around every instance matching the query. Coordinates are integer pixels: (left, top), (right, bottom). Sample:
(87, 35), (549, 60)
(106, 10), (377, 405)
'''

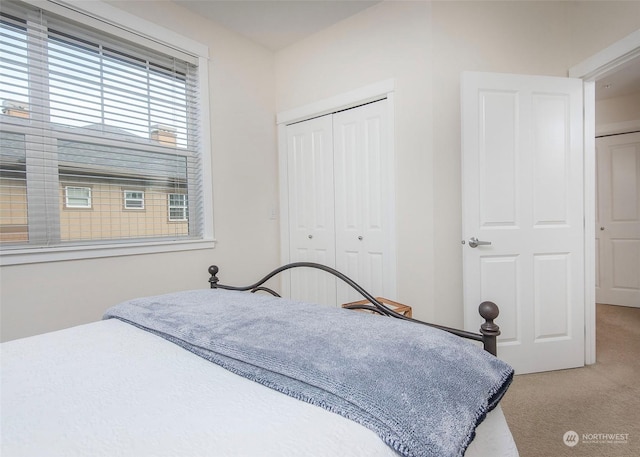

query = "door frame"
(569, 29), (640, 365)
(276, 79), (396, 294)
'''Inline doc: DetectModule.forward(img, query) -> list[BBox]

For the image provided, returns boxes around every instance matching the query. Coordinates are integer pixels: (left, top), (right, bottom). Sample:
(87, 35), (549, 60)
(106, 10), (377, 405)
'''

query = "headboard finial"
(478, 301), (500, 356)
(479, 301), (499, 324)
(208, 265), (220, 288)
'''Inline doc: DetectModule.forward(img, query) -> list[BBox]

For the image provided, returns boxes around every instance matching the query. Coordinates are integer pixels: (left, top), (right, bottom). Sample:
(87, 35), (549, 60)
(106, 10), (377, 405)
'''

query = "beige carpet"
(500, 304), (640, 457)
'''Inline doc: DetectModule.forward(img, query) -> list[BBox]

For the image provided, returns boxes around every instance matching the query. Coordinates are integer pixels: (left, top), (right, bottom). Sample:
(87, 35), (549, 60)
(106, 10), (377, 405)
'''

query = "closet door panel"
(286, 115), (336, 305)
(334, 100), (393, 304)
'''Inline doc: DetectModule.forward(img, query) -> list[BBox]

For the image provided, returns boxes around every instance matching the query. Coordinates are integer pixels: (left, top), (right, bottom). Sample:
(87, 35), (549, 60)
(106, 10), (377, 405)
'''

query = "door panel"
(479, 255), (519, 343)
(596, 132), (640, 307)
(533, 94), (572, 225)
(533, 253), (570, 340)
(479, 90), (518, 227)
(462, 71), (585, 374)
(333, 100), (394, 305)
(286, 115), (336, 305)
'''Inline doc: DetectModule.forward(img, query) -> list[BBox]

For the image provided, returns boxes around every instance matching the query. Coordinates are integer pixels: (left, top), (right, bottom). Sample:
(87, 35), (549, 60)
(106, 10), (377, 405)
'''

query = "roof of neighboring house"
(0, 131), (26, 163)
(0, 125), (187, 182)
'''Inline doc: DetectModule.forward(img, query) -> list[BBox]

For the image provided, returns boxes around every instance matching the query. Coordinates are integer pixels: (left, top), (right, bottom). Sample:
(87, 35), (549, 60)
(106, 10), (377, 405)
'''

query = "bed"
(1, 262), (518, 457)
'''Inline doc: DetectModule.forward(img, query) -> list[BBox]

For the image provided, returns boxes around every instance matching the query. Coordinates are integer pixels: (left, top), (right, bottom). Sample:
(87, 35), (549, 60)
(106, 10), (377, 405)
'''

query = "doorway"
(569, 29), (640, 364)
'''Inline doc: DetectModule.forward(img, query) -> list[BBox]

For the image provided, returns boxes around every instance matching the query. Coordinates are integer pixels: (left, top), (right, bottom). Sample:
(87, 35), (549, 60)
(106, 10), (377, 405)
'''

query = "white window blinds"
(0, 0), (203, 250)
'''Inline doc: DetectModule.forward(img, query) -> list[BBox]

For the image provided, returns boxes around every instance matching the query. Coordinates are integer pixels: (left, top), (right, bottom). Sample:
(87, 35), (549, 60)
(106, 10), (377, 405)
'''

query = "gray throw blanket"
(104, 289), (513, 457)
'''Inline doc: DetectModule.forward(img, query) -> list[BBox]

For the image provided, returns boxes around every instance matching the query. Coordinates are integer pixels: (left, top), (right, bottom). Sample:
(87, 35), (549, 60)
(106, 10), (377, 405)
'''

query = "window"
(0, 0), (210, 262)
(124, 191), (144, 210)
(65, 187), (92, 208)
(168, 194), (188, 221)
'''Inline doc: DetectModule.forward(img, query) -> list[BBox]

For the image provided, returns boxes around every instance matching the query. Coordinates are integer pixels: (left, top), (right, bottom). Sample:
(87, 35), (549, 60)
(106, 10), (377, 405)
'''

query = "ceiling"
(177, 1), (640, 100)
(178, 0), (381, 51)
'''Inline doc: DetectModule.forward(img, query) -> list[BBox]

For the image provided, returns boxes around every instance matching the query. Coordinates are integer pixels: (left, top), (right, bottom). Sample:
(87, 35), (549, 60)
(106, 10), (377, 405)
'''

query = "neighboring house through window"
(0, 0), (211, 263)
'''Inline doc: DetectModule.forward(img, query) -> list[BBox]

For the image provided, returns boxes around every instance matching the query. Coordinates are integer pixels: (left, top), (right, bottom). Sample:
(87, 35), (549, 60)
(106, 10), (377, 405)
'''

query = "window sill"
(0, 238), (216, 266)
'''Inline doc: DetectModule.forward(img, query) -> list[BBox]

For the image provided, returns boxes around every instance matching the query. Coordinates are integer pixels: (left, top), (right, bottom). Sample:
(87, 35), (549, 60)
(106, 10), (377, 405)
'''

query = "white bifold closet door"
(285, 99), (395, 307)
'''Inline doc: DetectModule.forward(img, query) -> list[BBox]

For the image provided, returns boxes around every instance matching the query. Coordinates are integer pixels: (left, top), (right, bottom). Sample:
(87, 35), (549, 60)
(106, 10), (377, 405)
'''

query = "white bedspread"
(1, 319), (518, 457)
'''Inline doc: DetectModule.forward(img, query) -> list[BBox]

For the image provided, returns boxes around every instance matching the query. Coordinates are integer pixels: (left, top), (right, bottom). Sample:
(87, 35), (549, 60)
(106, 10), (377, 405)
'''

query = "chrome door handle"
(469, 237), (491, 248)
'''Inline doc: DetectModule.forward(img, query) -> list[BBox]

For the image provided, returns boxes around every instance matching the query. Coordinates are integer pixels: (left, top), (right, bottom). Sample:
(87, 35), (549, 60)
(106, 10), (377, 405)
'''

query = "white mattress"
(1, 319), (518, 457)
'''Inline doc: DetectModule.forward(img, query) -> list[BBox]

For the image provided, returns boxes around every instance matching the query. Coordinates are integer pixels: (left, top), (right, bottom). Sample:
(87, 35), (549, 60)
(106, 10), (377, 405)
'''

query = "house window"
(0, 0), (210, 262)
(65, 187), (92, 208)
(124, 191), (145, 210)
(168, 194), (188, 221)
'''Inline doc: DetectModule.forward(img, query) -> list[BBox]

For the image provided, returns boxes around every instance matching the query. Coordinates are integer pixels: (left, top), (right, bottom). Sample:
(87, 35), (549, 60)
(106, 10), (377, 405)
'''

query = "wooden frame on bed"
(208, 262), (501, 356)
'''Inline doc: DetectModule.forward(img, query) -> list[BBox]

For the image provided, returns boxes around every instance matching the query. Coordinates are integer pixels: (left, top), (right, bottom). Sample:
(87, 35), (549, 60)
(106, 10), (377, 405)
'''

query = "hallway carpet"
(500, 304), (640, 457)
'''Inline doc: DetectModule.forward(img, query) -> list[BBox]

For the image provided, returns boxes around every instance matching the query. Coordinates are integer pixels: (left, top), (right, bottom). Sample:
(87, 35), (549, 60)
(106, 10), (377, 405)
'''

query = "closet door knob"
(358, 236), (363, 241)
(308, 234), (313, 239)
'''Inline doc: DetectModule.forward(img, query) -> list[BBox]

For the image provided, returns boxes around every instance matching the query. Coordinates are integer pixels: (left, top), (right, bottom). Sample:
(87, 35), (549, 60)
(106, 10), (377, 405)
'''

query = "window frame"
(168, 193), (188, 222)
(123, 190), (145, 210)
(0, 0), (214, 266)
(65, 186), (92, 209)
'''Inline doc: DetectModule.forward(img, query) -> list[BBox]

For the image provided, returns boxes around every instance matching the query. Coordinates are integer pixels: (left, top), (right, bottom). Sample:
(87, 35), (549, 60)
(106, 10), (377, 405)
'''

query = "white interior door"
(595, 132), (640, 307)
(333, 100), (395, 304)
(462, 71), (585, 374)
(286, 115), (337, 305)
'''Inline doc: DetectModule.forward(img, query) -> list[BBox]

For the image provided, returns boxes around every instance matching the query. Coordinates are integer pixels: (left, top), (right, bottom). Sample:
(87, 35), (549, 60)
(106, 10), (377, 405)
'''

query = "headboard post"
(208, 265), (220, 288)
(478, 301), (501, 356)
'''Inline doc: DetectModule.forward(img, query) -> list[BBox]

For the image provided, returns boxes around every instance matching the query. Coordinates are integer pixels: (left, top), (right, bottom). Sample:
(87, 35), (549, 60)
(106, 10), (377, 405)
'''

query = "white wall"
(276, 1), (436, 321)
(596, 91), (640, 128)
(0, 1), (279, 341)
(275, 1), (640, 326)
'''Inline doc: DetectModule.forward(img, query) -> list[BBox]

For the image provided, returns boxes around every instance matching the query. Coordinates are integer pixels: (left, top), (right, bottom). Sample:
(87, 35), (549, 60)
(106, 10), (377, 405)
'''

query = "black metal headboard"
(208, 262), (501, 356)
